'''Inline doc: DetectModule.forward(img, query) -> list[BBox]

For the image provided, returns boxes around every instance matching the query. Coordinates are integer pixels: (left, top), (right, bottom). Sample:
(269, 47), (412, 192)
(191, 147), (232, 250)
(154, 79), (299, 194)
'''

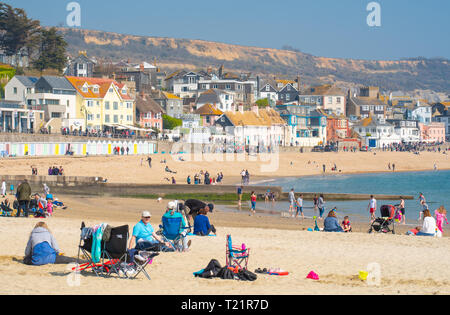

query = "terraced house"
(66, 76), (135, 131)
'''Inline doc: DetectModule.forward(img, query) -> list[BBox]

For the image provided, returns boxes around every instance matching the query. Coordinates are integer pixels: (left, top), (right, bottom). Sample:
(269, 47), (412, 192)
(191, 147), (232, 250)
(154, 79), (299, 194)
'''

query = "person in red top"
(250, 191), (257, 216)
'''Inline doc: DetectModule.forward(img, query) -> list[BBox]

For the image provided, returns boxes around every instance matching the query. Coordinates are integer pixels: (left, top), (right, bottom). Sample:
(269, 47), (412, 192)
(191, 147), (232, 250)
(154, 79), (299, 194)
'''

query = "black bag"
(237, 269), (257, 281)
(217, 266), (235, 280)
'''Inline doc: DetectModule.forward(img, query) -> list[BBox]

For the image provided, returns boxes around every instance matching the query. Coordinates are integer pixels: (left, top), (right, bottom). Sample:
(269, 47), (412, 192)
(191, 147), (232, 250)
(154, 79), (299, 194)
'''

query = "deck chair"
(159, 216), (190, 252)
(74, 222), (153, 280)
(226, 235), (250, 271)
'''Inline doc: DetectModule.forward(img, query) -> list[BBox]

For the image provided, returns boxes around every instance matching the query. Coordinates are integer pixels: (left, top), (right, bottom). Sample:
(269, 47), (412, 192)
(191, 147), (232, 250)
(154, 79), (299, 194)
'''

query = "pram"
(74, 222), (154, 280)
(368, 205), (396, 234)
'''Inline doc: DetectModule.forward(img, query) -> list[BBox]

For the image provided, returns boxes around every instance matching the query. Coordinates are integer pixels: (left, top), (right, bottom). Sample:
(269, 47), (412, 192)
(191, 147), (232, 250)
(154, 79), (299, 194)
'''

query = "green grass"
(121, 193), (251, 204)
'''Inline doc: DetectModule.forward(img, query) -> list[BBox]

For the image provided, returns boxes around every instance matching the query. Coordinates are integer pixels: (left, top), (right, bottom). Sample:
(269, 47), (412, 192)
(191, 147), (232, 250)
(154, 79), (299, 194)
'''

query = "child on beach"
(342, 216), (352, 232)
(406, 227), (421, 236)
(435, 206), (448, 235)
(368, 195), (377, 222)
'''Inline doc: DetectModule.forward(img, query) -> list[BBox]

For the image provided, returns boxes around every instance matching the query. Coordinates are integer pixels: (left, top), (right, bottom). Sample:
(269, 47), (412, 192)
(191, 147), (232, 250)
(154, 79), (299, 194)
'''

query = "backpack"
(196, 259), (222, 279)
(217, 266), (235, 280)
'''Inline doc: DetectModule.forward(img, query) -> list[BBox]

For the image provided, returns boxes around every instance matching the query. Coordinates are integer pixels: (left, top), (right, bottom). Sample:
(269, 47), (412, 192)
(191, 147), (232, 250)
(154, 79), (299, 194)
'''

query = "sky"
(4, 0), (450, 60)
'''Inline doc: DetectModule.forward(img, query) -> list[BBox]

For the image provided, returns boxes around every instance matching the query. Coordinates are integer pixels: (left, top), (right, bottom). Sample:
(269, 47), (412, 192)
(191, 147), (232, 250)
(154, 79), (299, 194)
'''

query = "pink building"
(136, 93), (165, 131)
(194, 103), (223, 126)
(419, 122), (446, 143)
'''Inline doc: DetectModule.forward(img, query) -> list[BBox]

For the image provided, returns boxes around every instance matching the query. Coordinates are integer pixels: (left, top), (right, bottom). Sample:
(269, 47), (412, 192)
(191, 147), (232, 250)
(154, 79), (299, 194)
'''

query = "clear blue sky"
(4, 0), (450, 60)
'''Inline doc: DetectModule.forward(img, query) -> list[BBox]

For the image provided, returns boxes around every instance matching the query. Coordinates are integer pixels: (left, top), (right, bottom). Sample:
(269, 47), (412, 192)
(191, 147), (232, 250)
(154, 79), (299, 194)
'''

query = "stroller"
(74, 222), (155, 280)
(368, 205), (396, 234)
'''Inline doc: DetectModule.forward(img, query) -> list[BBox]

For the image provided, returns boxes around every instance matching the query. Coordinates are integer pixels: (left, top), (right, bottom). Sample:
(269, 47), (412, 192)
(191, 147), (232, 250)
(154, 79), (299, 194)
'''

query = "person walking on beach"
(296, 194), (304, 220)
(322, 164), (326, 173)
(1, 179), (6, 197)
(237, 186), (243, 207)
(16, 179), (31, 218)
(288, 189), (296, 217)
(435, 206), (448, 236)
(313, 194), (319, 214)
(318, 194), (325, 219)
(147, 156), (152, 168)
(399, 197), (406, 225)
(368, 195), (377, 222)
(250, 191), (257, 216)
(392, 163), (396, 172)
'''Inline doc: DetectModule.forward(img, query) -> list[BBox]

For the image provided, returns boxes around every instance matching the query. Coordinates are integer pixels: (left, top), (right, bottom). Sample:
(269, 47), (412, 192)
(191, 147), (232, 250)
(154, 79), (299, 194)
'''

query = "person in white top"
(417, 209), (437, 236)
(1, 180), (6, 197)
(368, 195), (377, 221)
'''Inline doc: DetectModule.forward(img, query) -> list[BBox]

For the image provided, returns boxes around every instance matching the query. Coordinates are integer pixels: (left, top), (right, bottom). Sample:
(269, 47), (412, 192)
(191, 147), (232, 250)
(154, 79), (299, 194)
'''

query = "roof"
(223, 107), (286, 127)
(197, 89), (228, 105)
(301, 84), (345, 96)
(14, 75), (38, 87)
(194, 103), (223, 116)
(136, 95), (164, 114)
(66, 76), (132, 100)
(41, 76), (76, 91)
(350, 96), (387, 106)
(316, 108), (346, 120)
(162, 91), (181, 100)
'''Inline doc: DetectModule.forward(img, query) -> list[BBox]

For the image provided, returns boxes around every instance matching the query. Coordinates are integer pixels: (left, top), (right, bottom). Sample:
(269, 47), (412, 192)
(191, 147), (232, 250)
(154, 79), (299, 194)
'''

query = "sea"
(254, 170), (450, 226)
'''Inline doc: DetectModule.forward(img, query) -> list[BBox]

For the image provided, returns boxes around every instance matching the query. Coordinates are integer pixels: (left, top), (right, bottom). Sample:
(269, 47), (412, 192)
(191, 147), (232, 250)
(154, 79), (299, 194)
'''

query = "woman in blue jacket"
(24, 222), (79, 265)
(194, 208), (217, 236)
(323, 210), (344, 232)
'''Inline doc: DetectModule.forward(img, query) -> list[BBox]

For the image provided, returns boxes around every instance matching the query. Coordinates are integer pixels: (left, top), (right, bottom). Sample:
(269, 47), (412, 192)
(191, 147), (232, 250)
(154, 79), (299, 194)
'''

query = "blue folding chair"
(226, 235), (250, 271)
(159, 216), (190, 252)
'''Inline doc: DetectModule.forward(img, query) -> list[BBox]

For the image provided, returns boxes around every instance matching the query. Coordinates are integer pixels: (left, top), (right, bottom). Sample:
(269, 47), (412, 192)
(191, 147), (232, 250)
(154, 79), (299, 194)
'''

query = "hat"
(207, 203), (214, 212)
(142, 211), (152, 218)
(167, 201), (177, 210)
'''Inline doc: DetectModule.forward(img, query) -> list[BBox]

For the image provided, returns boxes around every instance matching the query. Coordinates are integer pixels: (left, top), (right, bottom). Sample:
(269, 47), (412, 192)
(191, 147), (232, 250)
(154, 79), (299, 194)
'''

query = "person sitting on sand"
(417, 209), (437, 237)
(128, 211), (172, 251)
(323, 210), (343, 232)
(193, 208), (216, 236)
(24, 222), (80, 265)
(342, 216), (352, 232)
(406, 227), (421, 236)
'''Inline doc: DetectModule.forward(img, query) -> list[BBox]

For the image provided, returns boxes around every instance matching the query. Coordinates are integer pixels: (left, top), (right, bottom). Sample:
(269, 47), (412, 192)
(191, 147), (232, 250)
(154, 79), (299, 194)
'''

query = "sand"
(0, 150), (448, 185)
(0, 195), (449, 295)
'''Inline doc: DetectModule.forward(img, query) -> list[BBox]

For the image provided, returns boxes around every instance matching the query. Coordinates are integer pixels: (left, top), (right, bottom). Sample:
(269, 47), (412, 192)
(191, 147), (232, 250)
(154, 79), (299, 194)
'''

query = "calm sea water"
(259, 170), (449, 225)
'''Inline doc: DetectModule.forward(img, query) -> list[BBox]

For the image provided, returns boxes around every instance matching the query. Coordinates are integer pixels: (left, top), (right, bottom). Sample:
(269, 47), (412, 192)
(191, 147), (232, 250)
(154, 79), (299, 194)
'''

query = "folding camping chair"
(158, 216), (191, 252)
(226, 235), (250, 271)
(74, 222), (153, 280)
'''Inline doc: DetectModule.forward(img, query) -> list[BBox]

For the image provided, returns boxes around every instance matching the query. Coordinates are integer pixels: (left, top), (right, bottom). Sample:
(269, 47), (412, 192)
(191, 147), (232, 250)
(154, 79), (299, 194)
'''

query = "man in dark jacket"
(16, 179), (31, 217)
(182, 199), (214, 225)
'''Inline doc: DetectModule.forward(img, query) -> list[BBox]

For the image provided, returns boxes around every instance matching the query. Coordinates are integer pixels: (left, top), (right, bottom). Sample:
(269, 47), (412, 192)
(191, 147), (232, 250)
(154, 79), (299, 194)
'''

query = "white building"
(196, 89), (234, 112)
(4, 76), (38, 105)
(353, 117), (401, 148)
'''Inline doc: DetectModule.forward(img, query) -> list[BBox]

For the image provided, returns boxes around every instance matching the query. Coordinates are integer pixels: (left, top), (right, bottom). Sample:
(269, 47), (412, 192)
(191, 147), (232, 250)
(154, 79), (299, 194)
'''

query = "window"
(286, 94), (290, 101)
(265, 85), (270, 92)
(82, 86), (88, 93)
(109, 88), (114, 93)
(105, 101), (110, 110)
(87, 100), (94, 107)
(78, 64), (84, 70)
(13, 87), (17, 94)
(336, 97), (341, 104)
(226, 84), (231, 90)
(51, 112), (61, 118)
(328, 97), (333, 104)
(113, 102), (118, 110)
(87, 114), (94, 121)
(213, 84), (218, 89)
(105, 115), (110, 123)
(113, 115), (118, 123)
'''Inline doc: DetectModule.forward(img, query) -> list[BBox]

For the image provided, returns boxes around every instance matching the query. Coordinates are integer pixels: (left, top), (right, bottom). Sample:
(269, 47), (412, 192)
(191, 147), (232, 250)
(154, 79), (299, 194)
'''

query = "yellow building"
(66, 76), (135, 131)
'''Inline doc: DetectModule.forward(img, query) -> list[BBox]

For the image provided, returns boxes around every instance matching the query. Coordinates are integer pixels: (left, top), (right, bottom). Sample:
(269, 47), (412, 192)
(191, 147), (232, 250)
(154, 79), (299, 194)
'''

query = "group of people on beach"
(187, 171), (224, 185)
(0, 180), (65, 219)
(48, 166), (64, 176)
(240, 170), (250, 185)
(22, 198), (215, 269)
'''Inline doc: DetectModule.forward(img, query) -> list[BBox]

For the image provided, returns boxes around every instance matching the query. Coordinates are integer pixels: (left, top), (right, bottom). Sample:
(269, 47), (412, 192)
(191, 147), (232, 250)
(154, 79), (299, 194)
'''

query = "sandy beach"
(0, 195), (449, 295)
(0, 150), (449, 185)
(0, 150), (449, 295)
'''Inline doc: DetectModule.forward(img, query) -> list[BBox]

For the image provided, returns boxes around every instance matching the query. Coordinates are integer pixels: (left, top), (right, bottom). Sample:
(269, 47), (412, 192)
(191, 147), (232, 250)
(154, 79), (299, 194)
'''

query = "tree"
(33, 27), (67, 73)
(255, 98), (269, 107)
(0, 3), (41, 59)
(163, 115), (182, 130)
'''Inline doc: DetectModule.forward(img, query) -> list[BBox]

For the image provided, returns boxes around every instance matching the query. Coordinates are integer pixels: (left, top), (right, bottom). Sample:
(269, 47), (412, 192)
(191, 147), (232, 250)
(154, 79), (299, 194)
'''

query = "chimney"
(238, 103), (244, 113)
(252, 104), (259, 116)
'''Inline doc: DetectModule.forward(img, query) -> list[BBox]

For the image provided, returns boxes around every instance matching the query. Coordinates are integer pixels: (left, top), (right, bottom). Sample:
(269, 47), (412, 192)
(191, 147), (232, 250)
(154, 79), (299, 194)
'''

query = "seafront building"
(65, 76), (135, 132)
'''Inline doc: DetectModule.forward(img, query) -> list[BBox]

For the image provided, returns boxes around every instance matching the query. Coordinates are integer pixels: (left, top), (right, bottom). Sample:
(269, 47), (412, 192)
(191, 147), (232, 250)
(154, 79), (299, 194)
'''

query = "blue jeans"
(136, 240), (159, 251)
(319, 208), (325, 218)
(416, 231), (435, 237)
(16, 201), (29, 217)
